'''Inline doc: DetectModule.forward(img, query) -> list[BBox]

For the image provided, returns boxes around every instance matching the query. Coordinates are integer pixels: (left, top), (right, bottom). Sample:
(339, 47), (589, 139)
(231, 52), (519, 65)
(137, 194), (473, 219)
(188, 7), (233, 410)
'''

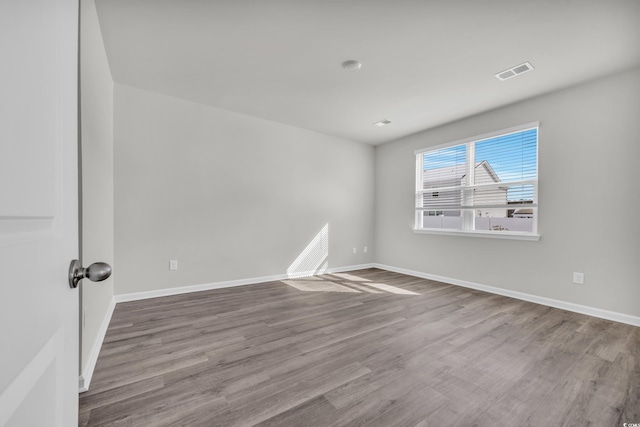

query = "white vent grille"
(495, 62), (534, 81)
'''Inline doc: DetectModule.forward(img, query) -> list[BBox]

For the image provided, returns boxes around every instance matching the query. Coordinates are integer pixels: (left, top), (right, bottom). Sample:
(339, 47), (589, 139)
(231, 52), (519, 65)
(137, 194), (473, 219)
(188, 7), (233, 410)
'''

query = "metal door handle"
(68, 259), (112, 288)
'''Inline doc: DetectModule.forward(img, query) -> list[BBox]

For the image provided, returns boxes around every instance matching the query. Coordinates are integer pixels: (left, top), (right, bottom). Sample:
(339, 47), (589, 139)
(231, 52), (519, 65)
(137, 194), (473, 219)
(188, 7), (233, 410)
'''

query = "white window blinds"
(415, 123), (538, 236)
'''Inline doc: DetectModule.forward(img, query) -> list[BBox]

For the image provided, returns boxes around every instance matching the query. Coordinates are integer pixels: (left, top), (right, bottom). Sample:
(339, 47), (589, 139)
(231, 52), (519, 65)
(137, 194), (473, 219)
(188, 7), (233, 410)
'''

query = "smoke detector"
(373, 119), (391, 127)
(495, 62), (534, 81)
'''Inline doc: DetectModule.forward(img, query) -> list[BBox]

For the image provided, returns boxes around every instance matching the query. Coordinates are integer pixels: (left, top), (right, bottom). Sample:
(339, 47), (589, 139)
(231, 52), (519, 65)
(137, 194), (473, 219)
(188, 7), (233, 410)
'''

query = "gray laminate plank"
(253, 395), (339, 427)
(219, 362), (372, 427)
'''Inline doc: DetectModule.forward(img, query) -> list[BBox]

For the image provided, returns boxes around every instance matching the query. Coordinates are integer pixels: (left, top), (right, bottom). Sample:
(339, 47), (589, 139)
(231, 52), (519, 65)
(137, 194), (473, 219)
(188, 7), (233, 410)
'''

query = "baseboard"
(372, 263), (640, 327)
(114, 263), (376, 303)
(79, 296), (116, 393)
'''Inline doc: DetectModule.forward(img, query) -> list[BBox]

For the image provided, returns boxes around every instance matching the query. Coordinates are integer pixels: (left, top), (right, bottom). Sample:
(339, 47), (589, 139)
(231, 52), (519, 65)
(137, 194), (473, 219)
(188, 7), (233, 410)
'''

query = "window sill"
(413, 228), (540, 241)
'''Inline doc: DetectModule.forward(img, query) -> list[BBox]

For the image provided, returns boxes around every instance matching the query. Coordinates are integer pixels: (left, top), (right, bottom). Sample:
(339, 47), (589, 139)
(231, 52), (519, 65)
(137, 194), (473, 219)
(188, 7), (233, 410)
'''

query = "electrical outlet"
(573, 272), (584, 284)
(170, 260), (178, 271)
(364, 246), (368, 253)
(353, 247), (357, 254)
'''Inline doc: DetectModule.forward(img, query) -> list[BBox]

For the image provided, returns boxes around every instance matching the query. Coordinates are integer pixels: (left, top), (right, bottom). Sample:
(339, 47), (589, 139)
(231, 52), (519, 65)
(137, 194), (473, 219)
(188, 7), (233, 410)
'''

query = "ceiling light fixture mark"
(373, 119), (391, 127)
(342, 60), (362, 72)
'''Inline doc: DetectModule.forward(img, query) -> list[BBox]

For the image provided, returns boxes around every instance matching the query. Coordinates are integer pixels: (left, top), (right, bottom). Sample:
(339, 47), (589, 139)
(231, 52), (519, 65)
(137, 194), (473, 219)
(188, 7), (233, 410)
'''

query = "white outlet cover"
(573, 272), (584, 284)
(170, 260), (178, 271)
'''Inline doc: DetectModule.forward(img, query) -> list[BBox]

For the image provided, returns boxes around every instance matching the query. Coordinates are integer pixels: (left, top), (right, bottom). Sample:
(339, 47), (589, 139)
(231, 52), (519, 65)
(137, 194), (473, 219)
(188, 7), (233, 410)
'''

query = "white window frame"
(414, 122), (540, 241)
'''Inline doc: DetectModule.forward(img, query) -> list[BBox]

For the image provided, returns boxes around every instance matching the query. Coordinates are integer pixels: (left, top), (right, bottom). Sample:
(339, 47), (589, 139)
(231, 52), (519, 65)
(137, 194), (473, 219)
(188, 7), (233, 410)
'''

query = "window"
(415, 122), (539, 240)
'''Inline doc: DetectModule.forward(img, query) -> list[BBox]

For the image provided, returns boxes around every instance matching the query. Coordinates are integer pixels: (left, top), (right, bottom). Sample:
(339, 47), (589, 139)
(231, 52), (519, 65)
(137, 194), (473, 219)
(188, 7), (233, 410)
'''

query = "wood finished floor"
(79, 268), (640, 426)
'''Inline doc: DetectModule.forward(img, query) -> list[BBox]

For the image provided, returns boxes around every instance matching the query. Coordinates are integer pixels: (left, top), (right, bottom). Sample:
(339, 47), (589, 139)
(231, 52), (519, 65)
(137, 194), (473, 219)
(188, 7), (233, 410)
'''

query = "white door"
(0, 0), (79, 426)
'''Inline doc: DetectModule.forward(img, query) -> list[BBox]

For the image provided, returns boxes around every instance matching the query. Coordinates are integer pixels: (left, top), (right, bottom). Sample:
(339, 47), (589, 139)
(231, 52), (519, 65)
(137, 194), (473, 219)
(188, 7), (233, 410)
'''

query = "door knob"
(68, 259), (112, 289)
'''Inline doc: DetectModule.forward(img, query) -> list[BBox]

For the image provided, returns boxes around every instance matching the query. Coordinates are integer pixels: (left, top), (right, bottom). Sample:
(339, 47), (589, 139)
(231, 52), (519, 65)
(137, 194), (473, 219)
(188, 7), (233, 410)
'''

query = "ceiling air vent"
(495, 62), (534, 81)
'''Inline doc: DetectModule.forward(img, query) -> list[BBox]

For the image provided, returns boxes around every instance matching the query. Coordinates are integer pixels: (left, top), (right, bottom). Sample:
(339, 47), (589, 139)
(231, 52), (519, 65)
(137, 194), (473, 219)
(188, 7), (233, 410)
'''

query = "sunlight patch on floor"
(344, 283), (383, 293)
(282, 278), (421, 296)
(330, 273), (371, 282)
(363, 283), (420, 295)
(283, 279), (360, 293)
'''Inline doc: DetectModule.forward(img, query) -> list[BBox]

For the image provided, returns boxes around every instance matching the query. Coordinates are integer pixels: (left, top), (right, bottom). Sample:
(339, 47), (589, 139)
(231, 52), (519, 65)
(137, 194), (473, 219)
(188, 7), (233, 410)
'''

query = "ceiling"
(94, 0), (640, 145)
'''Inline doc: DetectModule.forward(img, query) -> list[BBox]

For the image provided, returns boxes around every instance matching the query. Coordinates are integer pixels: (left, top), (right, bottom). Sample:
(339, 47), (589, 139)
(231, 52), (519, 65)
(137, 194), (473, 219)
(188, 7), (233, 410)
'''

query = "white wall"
(375, 67), (640, 317)
(80, 0), (114, 378)
(114, 85), (374, 295)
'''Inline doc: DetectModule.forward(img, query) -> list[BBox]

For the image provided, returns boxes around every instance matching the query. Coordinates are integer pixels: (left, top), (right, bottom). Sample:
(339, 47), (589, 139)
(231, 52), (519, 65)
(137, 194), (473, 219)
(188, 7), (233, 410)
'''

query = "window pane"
(506, 184), (535, 203)
(475, 210), (534, 233)
(472, 184), (534, 208)
(421, 189), (463, 209)
(473, 184), (535, 232)
(422, 144), (467, 189)
(474, 129), (537, 184)
(422, 210), (462, 230)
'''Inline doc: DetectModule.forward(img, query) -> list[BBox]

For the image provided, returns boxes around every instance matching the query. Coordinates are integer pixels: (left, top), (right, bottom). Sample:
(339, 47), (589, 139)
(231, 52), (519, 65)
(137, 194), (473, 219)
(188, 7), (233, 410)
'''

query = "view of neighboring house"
(422, 160), (507, 218)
